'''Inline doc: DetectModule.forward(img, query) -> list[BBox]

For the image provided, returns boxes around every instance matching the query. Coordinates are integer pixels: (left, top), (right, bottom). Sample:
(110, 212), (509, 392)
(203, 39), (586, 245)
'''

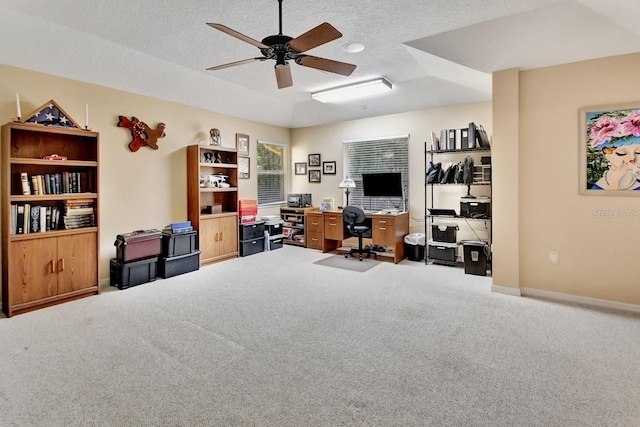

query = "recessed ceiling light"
(343, 42), (365, 53)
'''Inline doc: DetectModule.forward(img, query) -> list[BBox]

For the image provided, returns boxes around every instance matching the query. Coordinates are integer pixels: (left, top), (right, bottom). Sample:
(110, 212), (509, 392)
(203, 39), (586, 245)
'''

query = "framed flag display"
(22, 99), (81, 128)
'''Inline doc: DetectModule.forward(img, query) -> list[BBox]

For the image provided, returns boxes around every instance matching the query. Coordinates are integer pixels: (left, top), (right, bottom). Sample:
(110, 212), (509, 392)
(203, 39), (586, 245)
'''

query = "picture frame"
(295, 162), (307, 175)
(308, 169), (321, 183)
(236, 133), (249, 157)
(308, 153), (321, 167)
(323, 161), (336, 175)
(238, 156), (250, 179)
(580, 102), (640, 195)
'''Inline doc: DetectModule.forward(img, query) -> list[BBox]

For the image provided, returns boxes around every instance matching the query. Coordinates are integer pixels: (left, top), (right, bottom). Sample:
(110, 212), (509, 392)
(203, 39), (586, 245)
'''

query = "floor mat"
(313, 254), (379, 272)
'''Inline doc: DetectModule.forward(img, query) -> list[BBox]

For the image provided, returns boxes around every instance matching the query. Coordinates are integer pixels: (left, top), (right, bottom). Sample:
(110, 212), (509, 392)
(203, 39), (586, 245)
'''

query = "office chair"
(342, 206), (377, 261)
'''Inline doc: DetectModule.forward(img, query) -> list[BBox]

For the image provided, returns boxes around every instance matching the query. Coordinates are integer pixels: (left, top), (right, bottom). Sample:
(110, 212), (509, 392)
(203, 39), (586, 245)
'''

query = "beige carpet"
(313, 254), (379, 272)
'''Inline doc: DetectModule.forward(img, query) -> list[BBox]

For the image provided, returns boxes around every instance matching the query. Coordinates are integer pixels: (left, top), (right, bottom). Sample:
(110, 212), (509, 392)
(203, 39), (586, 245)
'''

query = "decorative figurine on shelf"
(203, 152), (213, 163)
(214, 152), (222, 163)
(209, 128), (221, 146)
(117, 116), (166, 152)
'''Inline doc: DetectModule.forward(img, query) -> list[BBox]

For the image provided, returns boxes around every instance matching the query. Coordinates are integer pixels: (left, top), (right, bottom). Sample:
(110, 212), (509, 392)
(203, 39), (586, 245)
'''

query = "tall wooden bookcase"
(1, 122), (100, 317)
(186, 144), (238, 265)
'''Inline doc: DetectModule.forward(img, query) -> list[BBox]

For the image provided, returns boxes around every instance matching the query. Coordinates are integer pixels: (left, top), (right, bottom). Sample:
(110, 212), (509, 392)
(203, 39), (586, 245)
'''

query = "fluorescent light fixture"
(311, 78), (392, 103)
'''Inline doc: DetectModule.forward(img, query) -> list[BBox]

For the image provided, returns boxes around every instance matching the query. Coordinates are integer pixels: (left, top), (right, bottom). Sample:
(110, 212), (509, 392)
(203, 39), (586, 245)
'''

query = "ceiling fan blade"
(288, 22), (342, 53)
(207, 23), (270, 50)
(297, 55), (356, 76)
(275, 64), (293, 89)
(206, 57), (267, 71)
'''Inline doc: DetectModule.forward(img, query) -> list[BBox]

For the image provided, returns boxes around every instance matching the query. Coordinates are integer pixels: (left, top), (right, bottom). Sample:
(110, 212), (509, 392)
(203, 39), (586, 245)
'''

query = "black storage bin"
(431, 223), (458, 243)
(460, 197), (491, 218)
(162, 231), (197, 258)
(463, 241), (488, 276)
(110, 256), (157, 290)
(158, 250), (200, 279)
(240, 237), (265, 257)
(269, 237), (283, 250)
(428, 241), (457, 263)
(265, 219), (284, 237)
(239, 222), (265, 240)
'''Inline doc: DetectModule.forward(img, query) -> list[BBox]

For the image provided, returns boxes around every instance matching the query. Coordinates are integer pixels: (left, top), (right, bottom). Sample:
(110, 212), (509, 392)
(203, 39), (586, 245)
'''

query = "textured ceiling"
(1, 0), (639, 128)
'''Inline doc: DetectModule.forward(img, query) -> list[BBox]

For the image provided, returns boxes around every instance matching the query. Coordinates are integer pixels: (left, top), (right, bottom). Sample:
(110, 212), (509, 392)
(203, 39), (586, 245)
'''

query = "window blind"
(257, 140), (286, 205)
(343, 135), (409, 211)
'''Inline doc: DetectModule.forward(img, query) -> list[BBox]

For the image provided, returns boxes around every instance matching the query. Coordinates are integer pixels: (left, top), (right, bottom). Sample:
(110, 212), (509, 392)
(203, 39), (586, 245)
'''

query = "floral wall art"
(581, 104), (640, 195)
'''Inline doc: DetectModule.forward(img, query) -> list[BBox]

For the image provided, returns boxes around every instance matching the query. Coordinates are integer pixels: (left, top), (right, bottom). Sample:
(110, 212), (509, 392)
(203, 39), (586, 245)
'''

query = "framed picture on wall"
(580, 102), (640, 195)
(308, 169), (321, 183)
(238, 156), (250, 179)
(323, 161), (336, 175)
(295, 162), (307, 175)
(236, 133), (249, 157)
(308, 153), (321, 167)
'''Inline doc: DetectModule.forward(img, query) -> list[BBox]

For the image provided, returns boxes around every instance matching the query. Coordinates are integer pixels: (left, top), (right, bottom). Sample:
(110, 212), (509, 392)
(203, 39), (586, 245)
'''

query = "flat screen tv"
(362, 172), (403, 197)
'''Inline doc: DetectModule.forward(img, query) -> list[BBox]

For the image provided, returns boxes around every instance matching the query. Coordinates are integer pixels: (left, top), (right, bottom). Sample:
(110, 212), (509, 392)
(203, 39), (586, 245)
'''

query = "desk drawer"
(307, 214), (323, 233)
(307, 231), (323, 250)
(324, 215), (343, 240)
(373, 218), (395, 229)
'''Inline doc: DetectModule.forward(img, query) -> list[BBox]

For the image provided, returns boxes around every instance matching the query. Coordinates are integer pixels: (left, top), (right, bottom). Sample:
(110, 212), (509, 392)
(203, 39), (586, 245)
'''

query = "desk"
(319, 210), (409, 263)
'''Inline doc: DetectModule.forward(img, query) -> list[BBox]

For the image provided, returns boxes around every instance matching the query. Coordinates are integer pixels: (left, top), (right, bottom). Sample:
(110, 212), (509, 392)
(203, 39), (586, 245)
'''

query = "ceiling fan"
(206, 0), (356, 89)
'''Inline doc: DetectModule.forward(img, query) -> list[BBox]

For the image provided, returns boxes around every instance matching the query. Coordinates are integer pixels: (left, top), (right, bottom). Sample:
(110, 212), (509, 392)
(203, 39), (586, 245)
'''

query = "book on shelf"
(29, 205), (40, 233)
(21, 172), (31, 195)
(16, 205), (24, 234)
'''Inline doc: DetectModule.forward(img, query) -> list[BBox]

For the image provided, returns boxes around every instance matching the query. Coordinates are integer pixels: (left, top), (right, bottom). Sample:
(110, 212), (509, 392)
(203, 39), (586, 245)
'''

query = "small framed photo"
(238, 157), (250, 179)
(308, 169), (321, 183)
(308, 153), (321, 167)
(323, 161), (336, 175)
(295, 162), (307, 175)
(236, 133), (249, 157)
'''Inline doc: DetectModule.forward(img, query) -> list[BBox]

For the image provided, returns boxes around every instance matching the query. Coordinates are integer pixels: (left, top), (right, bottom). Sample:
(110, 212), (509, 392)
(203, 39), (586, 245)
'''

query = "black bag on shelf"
(427, 161), (442, 184)
(462, 156), (474, 185)
(454, 161), (465, 183)
(440, 163), (455, 184)
(476, 125), (491, 148)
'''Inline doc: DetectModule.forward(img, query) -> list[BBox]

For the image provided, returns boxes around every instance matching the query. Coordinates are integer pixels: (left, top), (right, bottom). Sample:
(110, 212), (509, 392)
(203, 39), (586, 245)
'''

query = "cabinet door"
(9, 237), (58, 305)
(218, 215), (238, 257)
(57, 233), (97, 294)
(199, 217), (218, 261)
(372, 218), (395, 247)
(324, 214), (343, 240)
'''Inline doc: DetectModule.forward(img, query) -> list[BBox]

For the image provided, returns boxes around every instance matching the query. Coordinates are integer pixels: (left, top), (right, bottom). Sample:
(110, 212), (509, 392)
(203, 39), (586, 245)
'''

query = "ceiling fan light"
(343, 42), (365, 53)
(311, 78), (392, 103)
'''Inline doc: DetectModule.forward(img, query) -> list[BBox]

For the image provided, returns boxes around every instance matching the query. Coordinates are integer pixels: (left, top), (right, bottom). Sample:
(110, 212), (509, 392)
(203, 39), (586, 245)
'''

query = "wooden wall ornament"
(117, 116), (166, 152)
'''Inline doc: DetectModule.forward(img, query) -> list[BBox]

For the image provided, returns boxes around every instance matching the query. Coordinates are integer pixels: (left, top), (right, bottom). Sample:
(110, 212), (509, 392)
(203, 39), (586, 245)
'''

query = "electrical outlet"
(548, 251), (559, 264)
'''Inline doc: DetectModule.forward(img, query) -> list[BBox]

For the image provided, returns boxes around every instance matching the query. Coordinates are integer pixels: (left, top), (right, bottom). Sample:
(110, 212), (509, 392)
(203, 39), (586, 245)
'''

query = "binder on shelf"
(460, 128), (469, 149)
(447, 129), (456, 150)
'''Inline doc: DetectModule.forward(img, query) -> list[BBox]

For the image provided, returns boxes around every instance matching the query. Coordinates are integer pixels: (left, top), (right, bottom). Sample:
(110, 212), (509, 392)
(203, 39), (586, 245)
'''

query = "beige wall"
(291, 103), (492, 234)
(494, 52), (640, 305)
(0, 64), (290, 283)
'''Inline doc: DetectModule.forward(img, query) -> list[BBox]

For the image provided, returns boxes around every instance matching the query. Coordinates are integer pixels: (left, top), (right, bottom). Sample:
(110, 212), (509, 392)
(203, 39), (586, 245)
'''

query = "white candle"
(16, 93), (21, 118)
(85, 104), (89, 128)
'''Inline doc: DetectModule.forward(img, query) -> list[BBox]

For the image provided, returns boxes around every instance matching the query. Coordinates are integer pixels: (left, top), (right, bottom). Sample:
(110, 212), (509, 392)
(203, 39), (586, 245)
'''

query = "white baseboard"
(491, 285), (522, 297)
(520, 287), (640, 314)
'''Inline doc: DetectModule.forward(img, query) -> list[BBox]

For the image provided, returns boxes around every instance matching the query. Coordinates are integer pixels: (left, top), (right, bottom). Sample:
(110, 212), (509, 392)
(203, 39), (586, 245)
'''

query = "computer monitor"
(362, 172), (403, 198)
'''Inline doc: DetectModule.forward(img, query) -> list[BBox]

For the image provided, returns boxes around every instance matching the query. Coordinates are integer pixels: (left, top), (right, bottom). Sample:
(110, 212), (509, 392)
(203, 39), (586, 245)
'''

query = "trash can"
(404, 233), (426, 261)
(463, 241), (488, 276)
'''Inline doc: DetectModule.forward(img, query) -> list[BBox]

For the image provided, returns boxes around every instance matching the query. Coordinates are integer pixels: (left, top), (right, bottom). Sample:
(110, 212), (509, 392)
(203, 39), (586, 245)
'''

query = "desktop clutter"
(110, 221), (200, 289)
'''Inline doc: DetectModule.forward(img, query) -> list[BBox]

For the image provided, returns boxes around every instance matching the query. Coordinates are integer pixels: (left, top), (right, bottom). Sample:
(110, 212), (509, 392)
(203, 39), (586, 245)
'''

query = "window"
(257, 140), (286, 205)
(343, 135), (409, 210)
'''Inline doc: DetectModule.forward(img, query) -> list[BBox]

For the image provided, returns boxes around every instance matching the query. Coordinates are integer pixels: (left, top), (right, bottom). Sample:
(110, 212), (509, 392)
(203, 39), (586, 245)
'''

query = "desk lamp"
(339, 176), (356, 206)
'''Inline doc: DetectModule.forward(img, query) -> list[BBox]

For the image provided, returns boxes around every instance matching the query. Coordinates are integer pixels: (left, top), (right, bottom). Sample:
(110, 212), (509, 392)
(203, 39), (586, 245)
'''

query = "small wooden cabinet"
(280, 207), (313, 246)
(187, 144), (238, 266)
(305, 211), (323, 250)
(198, 214), (238, 263)
(2, 122), (100, 317)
